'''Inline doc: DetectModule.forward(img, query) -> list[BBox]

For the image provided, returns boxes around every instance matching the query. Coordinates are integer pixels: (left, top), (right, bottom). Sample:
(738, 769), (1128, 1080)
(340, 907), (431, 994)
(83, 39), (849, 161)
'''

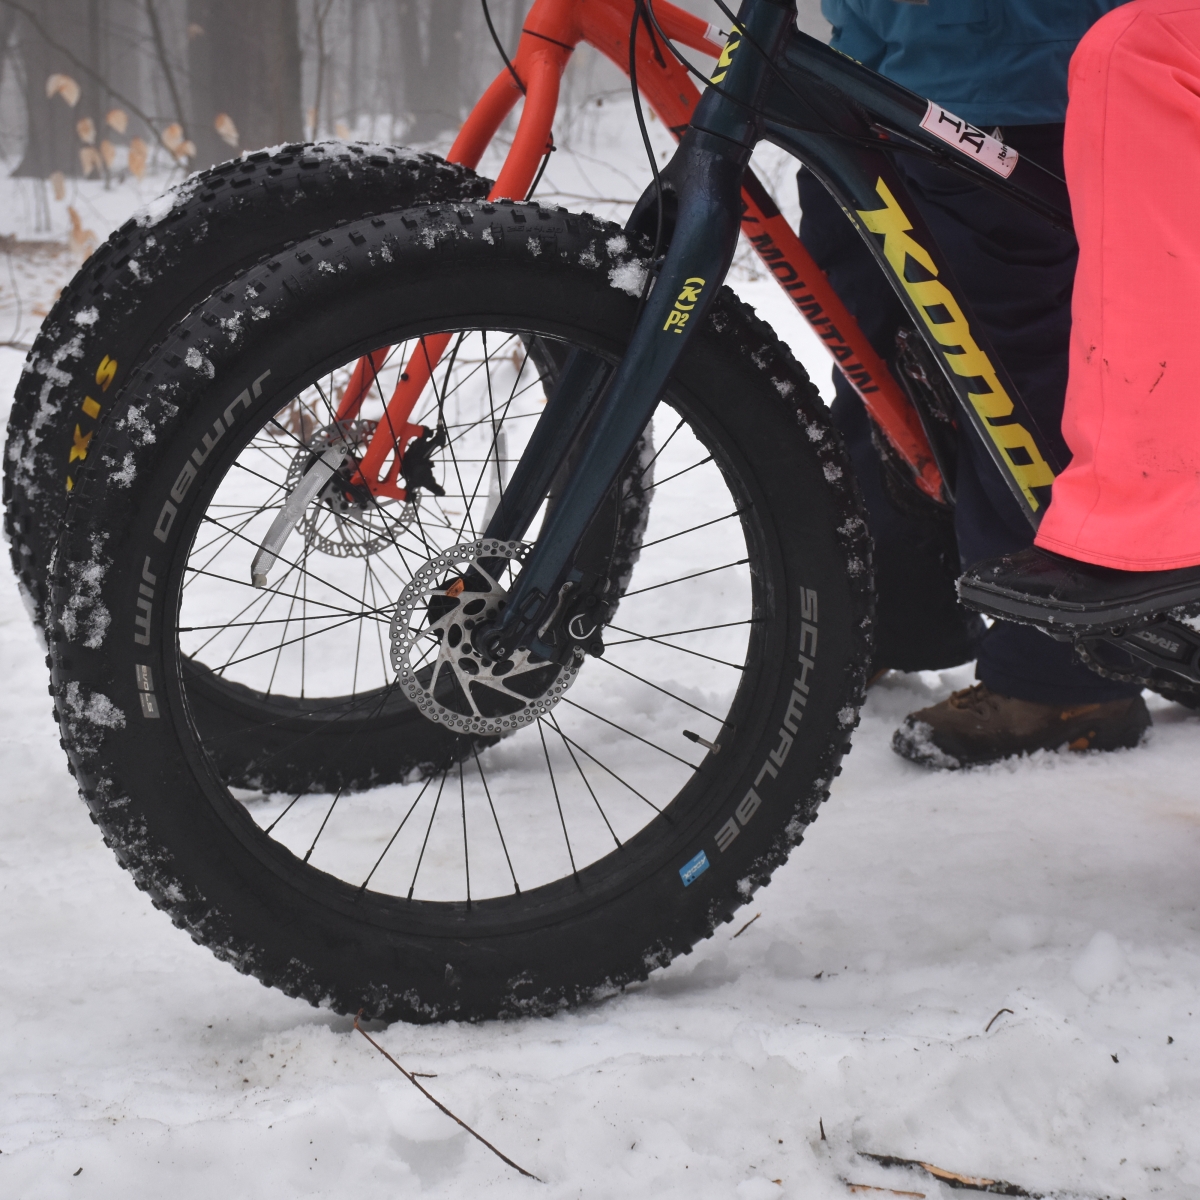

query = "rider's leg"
(900, 125), (1139, 704)
(959, 1), (1200, 630)
(1035, 0), (1200, 572)
(887, 125), (1147, 765)
(798, 168), (985, 675)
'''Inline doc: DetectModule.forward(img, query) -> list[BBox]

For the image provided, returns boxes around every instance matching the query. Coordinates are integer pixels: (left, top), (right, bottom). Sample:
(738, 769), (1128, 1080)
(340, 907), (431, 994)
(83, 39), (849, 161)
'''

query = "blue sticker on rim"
(679, 849), (710, 887)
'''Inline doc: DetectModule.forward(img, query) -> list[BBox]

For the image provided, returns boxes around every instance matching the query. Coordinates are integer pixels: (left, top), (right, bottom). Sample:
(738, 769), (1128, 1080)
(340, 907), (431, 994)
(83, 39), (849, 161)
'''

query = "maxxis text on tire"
(4, 141), (488, 625)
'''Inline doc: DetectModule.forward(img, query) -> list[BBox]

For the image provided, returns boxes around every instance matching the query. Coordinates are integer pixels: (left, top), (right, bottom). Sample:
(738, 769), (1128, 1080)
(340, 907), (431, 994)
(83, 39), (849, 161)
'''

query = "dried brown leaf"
(128, 137), (147, 178)
(187, 22), (205, 38)
(178, 140), (197, 160)
(78, 146), (102, 177)
(105, 108), (128, 134)
(214, 112), (240, 147)
(49, 171), (66, 201)
(100, 140), (117, 168)
(335, 119), (352, 140)
(67, 206), (97, 263)
(76, 116), (96, 145)
(46, 73), (80, 107)
(161, 122), (185, 152)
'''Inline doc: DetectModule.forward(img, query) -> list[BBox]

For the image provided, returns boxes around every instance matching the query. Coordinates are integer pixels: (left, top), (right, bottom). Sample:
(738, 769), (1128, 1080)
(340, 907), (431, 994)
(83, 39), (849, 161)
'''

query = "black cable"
(639, 0), (957, 163)
(525, 139), (556, 200)
(638, 1), (852, 145)
(700, 0), (894, 146)
(639, 0), (753, 112)
(481, 0), (525, 94)
(699, 0), (1056, 198)
(709, 0), (811, 108)
(629, 0), (666, 322)
(640, 0), (839, 138)
(637, 0), (669, 70)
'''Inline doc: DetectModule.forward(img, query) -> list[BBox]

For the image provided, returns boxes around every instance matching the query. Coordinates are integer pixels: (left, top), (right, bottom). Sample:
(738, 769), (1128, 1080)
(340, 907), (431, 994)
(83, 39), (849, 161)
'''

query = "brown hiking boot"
(892, 683), (1151, 769)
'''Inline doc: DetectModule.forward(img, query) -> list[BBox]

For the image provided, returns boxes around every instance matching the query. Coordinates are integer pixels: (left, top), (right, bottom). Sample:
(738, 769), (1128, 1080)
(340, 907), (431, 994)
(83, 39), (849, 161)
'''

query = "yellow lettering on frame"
(857, 179), (1055, 505)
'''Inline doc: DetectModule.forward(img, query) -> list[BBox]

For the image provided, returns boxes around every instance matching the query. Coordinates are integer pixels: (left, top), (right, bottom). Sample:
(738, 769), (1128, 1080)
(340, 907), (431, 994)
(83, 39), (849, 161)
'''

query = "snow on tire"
(48, 202), (872, 1023)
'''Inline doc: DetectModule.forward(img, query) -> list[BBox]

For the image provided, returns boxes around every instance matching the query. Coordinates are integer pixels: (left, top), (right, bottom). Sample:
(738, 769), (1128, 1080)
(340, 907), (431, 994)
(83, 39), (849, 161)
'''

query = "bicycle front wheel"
(50, 203), (871, 1022)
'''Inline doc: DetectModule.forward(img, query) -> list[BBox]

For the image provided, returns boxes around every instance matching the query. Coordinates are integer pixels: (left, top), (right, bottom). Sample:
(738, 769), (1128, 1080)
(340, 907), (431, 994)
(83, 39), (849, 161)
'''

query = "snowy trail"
(3, 338), (1199, 1198)
(3, 99), (1200, 1195)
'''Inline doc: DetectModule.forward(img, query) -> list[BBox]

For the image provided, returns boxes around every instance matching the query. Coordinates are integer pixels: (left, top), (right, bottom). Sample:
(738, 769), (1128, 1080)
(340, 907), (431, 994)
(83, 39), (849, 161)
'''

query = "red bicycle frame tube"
(340, 0), (943, 503)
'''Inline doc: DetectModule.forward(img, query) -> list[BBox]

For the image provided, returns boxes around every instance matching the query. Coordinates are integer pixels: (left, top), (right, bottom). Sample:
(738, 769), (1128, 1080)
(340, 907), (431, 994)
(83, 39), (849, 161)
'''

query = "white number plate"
(920, 101), (1019, 178)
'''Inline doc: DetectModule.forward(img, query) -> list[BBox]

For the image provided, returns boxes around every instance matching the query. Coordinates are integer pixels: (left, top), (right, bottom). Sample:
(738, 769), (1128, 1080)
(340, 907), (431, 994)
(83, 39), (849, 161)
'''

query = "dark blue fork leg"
(478, 0), (796, 660)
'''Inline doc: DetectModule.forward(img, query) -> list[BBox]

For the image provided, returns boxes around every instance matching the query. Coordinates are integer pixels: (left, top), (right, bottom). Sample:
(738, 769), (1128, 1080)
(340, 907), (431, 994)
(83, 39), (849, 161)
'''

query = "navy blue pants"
(798, 124), (1138, 704)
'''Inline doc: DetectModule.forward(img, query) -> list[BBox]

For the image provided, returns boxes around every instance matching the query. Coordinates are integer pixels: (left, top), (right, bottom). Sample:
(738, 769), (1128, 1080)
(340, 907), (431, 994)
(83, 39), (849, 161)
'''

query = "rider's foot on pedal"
(958, 546), (1200, 630)
(891, 683), (1151, 769)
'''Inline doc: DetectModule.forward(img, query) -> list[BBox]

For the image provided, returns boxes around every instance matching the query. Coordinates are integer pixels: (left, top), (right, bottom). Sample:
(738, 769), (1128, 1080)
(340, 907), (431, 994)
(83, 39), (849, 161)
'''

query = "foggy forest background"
(0, 0), (828, 190)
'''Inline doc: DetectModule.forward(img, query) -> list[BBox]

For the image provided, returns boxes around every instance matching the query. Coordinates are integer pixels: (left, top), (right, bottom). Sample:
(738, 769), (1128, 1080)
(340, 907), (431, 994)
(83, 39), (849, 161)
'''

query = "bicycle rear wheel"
(50, 203), (871, 1021)
(5, 142), (489, 628)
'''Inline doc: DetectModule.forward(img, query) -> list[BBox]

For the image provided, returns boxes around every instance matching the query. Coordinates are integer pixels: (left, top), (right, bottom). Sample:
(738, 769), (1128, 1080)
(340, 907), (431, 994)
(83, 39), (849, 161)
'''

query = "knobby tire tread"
(4, 140), (490, 627)
(48, 202), (873, 1022)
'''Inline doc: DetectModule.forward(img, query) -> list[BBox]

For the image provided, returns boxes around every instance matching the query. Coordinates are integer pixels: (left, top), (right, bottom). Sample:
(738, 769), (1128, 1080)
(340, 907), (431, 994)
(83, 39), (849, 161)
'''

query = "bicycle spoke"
(638, 416), (684, 482)
(560, 697), (699, 769)
(638, 509), (740, 551)
(459, 762), (471, 906)
(544, 722), (663, 815)
(538, 719), (576, 877)
(593, 655), (727, 723)
(264, 789), (305, 835)
(621, 558), (749, 598)
(546, 713), (621, 850)
(176, 324), (753, 906)
(407, 771), (448, 901)
(650, 454), (714, 491)
(604, 622), (747, 669)
(473, 746), (519, 894)
(302, 785), (344, 863)
(356, 773), (437, 894)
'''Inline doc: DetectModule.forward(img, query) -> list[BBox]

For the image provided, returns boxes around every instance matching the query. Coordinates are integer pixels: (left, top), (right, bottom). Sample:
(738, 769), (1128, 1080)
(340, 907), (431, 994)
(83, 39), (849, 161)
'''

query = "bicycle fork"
(476, 0), (793, 662)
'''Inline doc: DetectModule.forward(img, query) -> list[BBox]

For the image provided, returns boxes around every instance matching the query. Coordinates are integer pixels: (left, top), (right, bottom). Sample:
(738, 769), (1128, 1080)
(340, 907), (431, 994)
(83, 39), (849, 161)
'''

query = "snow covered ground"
(3, 95), (1200, 1200)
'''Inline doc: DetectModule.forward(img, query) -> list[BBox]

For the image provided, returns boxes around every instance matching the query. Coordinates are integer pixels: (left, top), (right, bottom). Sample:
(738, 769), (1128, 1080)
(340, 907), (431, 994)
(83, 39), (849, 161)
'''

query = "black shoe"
(958, 547), (1200, 631)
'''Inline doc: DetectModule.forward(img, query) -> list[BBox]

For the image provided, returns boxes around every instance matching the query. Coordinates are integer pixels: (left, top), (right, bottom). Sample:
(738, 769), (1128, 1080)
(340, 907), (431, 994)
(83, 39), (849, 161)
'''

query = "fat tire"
(49, 202), (873, 1023)
(4, 141), (489, 627)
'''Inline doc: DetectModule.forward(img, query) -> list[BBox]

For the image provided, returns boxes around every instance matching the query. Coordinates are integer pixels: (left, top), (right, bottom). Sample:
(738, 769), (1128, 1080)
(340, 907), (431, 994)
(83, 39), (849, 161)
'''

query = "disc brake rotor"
(390, 539), (581, 736)
(286, 419), (415, 558)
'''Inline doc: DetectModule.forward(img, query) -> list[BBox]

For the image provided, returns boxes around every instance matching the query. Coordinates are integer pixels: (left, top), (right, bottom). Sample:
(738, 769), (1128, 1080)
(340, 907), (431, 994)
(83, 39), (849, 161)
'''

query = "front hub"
(390, 539), (583, 735)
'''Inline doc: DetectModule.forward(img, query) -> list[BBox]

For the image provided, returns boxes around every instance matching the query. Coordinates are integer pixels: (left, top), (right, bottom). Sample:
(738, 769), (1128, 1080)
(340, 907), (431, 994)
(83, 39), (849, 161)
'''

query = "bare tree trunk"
(397, 0), (464, 144)
(346, 0), (360, 132)
(12, 0), (103, 177)
(187, 0), (303, 168)
(145, 0), (186, 134)
(0, 7), (17, 95)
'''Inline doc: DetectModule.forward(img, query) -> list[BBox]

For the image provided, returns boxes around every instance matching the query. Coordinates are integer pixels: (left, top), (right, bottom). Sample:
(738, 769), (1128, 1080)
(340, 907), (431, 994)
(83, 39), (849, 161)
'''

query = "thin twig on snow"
(732, 912), (761, 938)
(861, 1153), (1038, 1197)
(353, 1010), (542, 1182)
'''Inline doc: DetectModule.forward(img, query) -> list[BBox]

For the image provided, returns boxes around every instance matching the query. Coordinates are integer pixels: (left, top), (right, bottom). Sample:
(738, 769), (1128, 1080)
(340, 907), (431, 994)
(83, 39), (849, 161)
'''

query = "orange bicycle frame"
(337, 0), (944, 503)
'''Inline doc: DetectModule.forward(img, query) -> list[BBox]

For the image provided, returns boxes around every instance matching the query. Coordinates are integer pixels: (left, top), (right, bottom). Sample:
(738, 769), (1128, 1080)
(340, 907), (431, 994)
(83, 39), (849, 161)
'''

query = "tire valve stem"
(683, 729), (720, 754)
